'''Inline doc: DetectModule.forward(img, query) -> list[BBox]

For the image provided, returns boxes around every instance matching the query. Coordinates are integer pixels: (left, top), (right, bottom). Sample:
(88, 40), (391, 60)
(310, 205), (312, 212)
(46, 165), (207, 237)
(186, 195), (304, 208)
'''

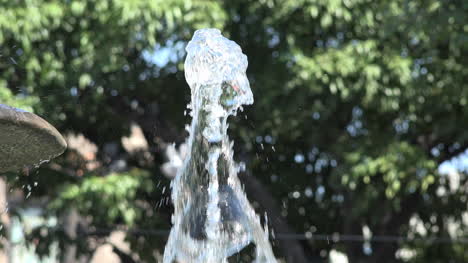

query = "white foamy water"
(163, 28), (277, 263)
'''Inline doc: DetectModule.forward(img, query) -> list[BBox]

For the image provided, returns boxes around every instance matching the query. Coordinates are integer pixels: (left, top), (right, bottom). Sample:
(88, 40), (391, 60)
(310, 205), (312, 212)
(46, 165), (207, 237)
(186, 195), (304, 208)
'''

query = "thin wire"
(77, 227), (468, 244)
(275, 233), (468, 244)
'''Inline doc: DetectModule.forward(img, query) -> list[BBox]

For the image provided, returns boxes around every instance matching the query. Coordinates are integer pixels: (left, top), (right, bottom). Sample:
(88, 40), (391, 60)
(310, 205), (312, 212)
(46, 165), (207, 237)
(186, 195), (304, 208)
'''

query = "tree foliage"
(1, 0), (467, 262)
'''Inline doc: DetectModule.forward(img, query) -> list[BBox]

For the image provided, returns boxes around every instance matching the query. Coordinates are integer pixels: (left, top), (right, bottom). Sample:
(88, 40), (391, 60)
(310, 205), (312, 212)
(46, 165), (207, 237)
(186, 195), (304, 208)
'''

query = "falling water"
(163, 29), (277, 263)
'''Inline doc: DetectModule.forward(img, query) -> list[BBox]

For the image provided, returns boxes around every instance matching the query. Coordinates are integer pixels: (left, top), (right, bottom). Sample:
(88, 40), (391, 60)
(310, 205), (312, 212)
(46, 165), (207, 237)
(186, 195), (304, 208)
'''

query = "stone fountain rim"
(0, 104), (67, 173)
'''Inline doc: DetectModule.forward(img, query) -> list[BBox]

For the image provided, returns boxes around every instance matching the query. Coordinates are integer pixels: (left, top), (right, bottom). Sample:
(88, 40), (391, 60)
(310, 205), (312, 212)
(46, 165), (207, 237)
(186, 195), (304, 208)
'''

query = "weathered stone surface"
(0, 104), (67, 173)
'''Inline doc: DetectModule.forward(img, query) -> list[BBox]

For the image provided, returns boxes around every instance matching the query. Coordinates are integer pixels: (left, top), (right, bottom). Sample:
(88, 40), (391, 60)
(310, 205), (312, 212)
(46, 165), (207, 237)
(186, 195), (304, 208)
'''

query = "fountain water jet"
(163, 29), (277, 263)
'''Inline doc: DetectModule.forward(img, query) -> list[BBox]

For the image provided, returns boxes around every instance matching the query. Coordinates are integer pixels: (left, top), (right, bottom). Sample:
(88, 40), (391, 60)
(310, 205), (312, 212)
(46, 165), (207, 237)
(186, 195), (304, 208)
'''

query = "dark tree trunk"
(62, 209), (88, 263)
(240, 173), (309, 263)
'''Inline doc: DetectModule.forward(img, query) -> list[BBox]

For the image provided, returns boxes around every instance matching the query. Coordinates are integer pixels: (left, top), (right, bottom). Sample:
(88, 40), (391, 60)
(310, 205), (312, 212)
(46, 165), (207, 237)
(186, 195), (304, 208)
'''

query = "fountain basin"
(0, 104), (67, 173)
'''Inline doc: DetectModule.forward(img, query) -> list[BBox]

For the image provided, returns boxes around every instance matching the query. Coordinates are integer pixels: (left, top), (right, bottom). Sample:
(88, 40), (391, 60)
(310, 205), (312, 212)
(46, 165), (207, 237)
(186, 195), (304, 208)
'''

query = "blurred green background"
(0, 0), (467, 262)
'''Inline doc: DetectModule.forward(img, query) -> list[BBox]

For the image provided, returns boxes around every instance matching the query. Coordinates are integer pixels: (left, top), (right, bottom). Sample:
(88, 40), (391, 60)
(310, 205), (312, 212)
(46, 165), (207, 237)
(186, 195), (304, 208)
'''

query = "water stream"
(163, 29), (277, 263)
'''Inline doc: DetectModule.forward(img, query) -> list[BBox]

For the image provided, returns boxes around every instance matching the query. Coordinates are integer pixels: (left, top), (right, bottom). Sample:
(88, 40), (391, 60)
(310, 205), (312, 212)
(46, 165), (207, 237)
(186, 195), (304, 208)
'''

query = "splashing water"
(163, 29), (277, 263)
